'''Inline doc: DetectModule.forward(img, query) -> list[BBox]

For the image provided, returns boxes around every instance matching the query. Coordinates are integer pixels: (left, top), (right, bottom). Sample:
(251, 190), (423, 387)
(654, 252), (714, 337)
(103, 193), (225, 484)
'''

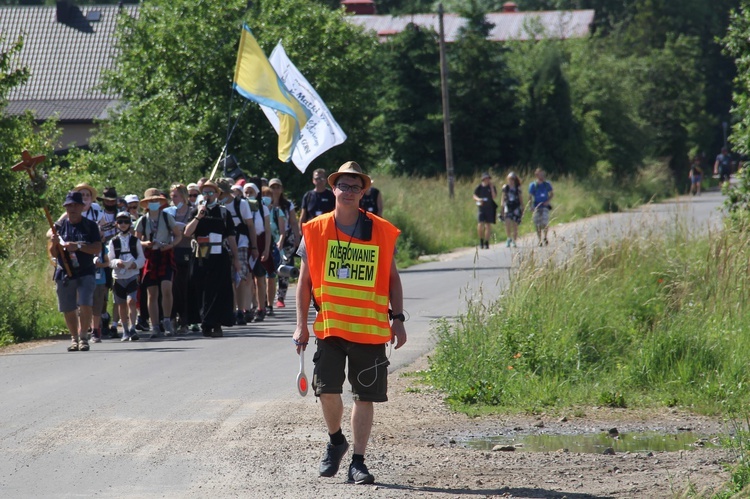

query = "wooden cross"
(11, 150), (73, 277)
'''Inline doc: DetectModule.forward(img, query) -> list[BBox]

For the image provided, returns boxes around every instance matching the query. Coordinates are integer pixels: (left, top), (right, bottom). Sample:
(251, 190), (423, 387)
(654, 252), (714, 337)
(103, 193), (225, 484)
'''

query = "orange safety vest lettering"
(303, 211), (400, 344)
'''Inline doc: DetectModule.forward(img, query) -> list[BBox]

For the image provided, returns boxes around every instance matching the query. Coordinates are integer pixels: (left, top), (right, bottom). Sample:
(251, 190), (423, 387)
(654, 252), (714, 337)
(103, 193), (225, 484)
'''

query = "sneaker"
(201, 324), (213, 337)
(275, 299), (285, 308)
(67, 340), (79, 352)
(79, 339), (90, 351)
(135, 317), (149, 331)
(235, 310), (247, 326)
(511, 240), (517, 248)
(319, 439), (349, 477)
(253, 309), (265, 323)
(506, 238), (512, 248)
(109, 327), (120, 339)
(265, 305), (274, 317)
(211, 325), (223, 338)
(92, 328), (102, 343)
(121, 330), (130, 342)
(150, 326), (162, 339)
(190, 324), (201, 332)
(544, 238), (549, 246)
(163, 318), (174, 337)
(347, 460), (375, 485)
(129, 329), (140, 341)
(243, 310), (255, 323)
(177, 325), (189, 335)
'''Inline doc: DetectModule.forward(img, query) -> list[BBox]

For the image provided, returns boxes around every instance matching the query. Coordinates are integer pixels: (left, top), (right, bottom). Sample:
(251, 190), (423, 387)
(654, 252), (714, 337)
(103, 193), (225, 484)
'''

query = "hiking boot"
(319, 439), (349, 477)
(347, 459), (375, 485)
(79, 339), (90, 351)
(253, 309), (265, 323)
(275, 299), (285, 308)
(235, 310), (246, 326)
(163, 318), (174, 337)
(135, 317), (149, 331)
(67, 339), (79, 352)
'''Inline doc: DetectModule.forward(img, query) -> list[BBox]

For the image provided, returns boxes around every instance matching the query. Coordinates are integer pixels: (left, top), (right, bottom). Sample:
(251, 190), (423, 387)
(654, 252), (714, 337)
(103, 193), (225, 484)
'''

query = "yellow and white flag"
(233, 25), (310, 162)
(260, 42), (347, 173)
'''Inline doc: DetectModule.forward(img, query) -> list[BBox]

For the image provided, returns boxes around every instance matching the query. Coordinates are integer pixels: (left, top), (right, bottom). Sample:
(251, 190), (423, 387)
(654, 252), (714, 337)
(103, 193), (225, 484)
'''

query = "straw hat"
(328, 161), (371, 191)
(139, 188), (169, 209)
(73, 182), (98, 200)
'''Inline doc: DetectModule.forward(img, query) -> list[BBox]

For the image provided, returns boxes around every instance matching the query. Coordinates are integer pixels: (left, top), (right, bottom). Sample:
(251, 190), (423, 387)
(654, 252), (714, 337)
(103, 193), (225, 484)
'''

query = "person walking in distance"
(529, 168), (554, 246)
(293, 161), (407, 485)
(473, 172), (497, 249)
(714, 147), (732, 187)
(48, 191), (103, 351)
(689, 157), (703, 196)
(501, 172), (524, 247)
(359, 182), (383, 217)
(299, 168), (335, 224)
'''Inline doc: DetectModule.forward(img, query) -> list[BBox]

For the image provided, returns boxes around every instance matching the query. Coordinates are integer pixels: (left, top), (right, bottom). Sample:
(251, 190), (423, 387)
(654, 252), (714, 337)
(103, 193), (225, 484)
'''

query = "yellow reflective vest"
(303, 210), (400, 344)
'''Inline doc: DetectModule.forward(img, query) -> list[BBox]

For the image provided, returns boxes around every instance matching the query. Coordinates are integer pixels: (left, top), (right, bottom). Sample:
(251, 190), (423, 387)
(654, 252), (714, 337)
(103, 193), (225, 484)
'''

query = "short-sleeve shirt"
(224, 197), (253, 248)
(54, 216), (102, 280)
(529, 180), (553, 206)
(300, 189), (335, 223)
(134, 210), (176, 245)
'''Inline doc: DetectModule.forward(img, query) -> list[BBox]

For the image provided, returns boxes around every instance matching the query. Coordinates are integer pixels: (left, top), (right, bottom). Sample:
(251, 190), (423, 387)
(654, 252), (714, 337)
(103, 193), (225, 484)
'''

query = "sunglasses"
(188, 193), (198, 198)
(116, 219), (131, 224)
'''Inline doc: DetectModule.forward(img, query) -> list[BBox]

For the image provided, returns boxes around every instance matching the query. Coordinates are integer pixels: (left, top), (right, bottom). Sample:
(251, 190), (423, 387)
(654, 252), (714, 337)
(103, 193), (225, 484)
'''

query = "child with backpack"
(108, 211), (145, 341)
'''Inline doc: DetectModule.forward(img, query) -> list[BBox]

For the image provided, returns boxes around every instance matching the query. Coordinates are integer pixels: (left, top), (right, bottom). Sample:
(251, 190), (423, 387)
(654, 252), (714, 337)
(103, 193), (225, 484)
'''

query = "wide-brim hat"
(328, 161), (371, 191)
(73, 182), (98, 200)
(97, 186), (118, 202)
(201, 180), (220, 193)
(139, 188), (169, 209)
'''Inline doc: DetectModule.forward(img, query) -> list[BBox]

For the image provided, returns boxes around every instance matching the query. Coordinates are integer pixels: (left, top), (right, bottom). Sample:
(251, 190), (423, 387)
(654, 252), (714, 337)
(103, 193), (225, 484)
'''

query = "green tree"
(84, 0), (380, 197)
(0, 35), (59, 218)
(370, 23), (444, 176)
(449, 2), (521, 172)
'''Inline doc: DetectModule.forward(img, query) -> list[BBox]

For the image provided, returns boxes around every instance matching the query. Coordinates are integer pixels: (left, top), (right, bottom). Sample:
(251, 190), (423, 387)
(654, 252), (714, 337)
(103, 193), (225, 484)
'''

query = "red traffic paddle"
(297, 351), (309, 397)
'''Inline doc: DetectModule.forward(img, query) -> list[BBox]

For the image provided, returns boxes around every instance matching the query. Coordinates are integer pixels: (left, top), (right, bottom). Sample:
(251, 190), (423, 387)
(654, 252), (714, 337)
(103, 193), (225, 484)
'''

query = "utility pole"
(438, 3), (455, 198)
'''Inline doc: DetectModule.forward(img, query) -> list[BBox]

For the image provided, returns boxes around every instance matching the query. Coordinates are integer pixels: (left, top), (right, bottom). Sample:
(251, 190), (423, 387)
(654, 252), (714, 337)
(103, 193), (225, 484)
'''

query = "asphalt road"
(0, 189), (726, 497)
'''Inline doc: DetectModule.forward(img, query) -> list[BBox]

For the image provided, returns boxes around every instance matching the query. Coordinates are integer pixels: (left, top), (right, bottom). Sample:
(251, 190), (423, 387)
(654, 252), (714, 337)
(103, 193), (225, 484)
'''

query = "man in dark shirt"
(299, 168), (335, 224)
(48, 191), (103, 351)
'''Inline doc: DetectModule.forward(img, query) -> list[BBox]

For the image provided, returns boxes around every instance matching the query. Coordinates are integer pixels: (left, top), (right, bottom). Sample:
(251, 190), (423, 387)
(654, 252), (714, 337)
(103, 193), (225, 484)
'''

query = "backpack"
(140, 210), (175, 242)
(112, 235), (139, 259)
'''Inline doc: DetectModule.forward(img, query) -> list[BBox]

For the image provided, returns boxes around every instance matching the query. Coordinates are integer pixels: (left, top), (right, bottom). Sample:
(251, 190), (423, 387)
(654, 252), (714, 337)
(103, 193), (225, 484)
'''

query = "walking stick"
(11, 150), (73, 278)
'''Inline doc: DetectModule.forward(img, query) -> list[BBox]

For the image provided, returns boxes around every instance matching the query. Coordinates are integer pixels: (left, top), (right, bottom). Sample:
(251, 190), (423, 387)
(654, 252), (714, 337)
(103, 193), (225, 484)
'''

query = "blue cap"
(63, 191), (84, 206)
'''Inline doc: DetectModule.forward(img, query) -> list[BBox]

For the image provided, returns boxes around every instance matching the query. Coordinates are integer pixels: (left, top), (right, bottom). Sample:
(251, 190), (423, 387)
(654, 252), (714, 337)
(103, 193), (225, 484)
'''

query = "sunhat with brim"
(216, 178), (233, 194)
(328, 161), (371, 191)
(201, 180), (220, 193)
(97, 186), (118, 202)
(73, 182), (98, 200)
(139, 188), (169, 209)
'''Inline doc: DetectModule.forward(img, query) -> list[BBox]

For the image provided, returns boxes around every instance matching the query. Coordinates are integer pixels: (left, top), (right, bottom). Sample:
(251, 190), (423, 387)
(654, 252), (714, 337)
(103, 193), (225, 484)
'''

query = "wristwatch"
(389, 311), (405, 322)
(76, 242), (82, 249)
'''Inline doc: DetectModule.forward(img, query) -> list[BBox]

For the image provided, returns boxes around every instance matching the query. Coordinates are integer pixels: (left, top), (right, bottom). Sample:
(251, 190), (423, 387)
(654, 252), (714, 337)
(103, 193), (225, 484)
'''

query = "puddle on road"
(467, 431), (720, 453)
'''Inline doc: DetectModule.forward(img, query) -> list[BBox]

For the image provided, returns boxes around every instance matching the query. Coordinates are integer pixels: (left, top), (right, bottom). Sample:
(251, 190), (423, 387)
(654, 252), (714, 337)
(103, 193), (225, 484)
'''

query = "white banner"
(260, 43), (347, 173)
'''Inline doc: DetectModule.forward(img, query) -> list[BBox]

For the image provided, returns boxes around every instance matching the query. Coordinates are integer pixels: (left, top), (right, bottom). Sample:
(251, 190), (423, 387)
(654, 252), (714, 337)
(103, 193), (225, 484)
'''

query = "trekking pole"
(11, 150), (73, 278)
